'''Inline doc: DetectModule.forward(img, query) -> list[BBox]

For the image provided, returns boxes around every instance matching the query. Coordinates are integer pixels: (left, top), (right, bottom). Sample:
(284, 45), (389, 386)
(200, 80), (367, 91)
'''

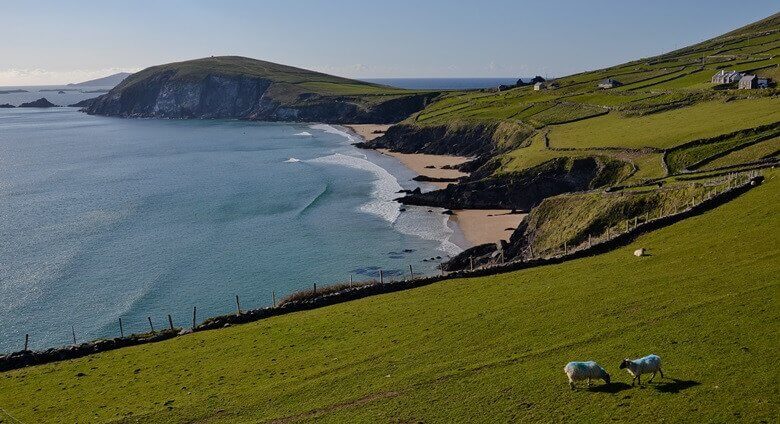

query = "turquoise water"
(0, 108), (461, 353)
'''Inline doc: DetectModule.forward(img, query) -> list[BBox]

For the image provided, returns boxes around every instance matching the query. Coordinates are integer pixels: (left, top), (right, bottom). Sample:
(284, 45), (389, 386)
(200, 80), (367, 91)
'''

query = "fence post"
(625, 220), (629, 233)
(119, 317), (124, 338)
(440, 261), (444, 276)
(379, 270), (384, 284)
(500, 250), (505, 263)
(235, 295), (241, 316)
(470, 256), (474, 271)
(168, 314), (174, 331)
(564, 242), (567, 254)
(148, 317), (155, 333)
(409, 264), (414, 279)
(272, 291), (276, 307)
(349, 274), (353, 287)
(313, 283), (317, 294)
(24, 334), (29, 351)
(71, 325), (76, 345)
(192, 306), (197, 329)
(588, 235), (592, 248)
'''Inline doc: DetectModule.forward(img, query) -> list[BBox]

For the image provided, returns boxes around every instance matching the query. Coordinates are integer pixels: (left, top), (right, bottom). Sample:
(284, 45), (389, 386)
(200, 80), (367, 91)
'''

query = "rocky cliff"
(84, 57), (438, 123)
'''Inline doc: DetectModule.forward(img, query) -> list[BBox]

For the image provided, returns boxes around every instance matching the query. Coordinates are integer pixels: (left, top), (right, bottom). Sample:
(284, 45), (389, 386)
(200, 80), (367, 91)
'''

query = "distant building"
(548, 81), (560, 89)
(533, 82), (546, 90)
(757, 77), (771, 88)
(598, 78), (622, 89)
(738, 74), (756, 89)
(712, 70), (742, 84)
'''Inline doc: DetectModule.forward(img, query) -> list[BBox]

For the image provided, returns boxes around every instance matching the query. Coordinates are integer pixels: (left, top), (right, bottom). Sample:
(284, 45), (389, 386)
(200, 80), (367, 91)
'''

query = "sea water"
(0, 107), (462, 353)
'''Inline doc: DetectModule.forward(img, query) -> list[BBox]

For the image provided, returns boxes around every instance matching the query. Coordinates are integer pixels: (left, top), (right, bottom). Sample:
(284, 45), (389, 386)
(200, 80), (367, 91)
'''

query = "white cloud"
(0, 67), (141, 86)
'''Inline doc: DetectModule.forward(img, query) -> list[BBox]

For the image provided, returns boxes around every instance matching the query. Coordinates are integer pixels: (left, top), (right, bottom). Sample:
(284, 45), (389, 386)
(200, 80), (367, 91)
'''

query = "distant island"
(83, 57), (436, 123)
(0, 103), (14, 108)
(0, 89), (28, 94)
(67, 72), (131, 88)
(18, 98), (59, 108)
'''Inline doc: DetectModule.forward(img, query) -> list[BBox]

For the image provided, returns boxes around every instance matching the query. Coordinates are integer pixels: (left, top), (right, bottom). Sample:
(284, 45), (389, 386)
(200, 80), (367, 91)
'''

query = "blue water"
(362, 78), (521, 90)
(0, 107), (462, 353)
(0, 85), (110, 107)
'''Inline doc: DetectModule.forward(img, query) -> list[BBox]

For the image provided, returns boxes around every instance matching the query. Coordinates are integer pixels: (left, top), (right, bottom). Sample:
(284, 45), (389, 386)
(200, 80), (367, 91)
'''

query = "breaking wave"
(308, 153), (401, 224)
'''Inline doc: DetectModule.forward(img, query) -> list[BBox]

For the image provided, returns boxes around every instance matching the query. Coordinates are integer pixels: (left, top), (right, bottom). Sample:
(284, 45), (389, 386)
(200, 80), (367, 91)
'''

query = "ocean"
(0, 104), (464, 354)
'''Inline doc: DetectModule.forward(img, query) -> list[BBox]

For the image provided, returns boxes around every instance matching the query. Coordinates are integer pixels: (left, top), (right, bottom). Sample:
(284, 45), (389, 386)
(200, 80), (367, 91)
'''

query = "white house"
(533, 82), (546, 90)
(712, 70), (743, 84)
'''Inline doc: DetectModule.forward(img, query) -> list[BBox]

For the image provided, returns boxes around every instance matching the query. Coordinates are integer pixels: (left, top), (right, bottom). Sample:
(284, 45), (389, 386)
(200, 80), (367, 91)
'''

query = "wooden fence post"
(168, 314), (174, 330)
(313, 283), (317, 294)
(24, 334), (29, 351)
(564, 242), (567, 255)
(192, 306), (197, 329)
(272, 291), (276, 307)
(379, 270), (384, 284)
(470, 256), (474, 271)
(588, 234), (592, 248)
(235, 295), (241, 316)
(349, 274), (353, 287)
(409, 264), (414, 279)
(71, 325), (76, 345)
(119, 317), (124, 338)
(148, 317), (154, 333)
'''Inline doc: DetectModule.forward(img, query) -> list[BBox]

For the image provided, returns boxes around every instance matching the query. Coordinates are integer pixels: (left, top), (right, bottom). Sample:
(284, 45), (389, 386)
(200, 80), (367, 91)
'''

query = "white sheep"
(563, 361), (611, 389)
(619, 354), (664, 385)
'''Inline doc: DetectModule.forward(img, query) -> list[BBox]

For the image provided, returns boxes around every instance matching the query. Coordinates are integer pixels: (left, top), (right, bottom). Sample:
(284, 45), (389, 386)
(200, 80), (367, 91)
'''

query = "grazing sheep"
(564, 361), (611, 389)
(619, 354), (664, 385)
(634, 248), (645, 257)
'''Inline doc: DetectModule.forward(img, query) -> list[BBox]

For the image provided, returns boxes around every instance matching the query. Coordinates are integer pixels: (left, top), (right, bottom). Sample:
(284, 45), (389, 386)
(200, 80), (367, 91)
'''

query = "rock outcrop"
(18, 98), (59, 108)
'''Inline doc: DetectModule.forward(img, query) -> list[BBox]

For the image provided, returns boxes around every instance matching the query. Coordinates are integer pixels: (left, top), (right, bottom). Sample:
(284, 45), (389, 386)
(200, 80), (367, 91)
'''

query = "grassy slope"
(548, 97), (780, 150)
(407, 13), (780, 183)
(1, 172), (777, 423)
(114, 56), (414, 101)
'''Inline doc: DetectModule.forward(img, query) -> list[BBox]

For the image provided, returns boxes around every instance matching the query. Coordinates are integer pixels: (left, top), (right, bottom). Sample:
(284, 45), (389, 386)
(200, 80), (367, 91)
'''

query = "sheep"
(619, 354), (664, 385)
(634, 248), (645, 257)
(564, 361), (611, 389)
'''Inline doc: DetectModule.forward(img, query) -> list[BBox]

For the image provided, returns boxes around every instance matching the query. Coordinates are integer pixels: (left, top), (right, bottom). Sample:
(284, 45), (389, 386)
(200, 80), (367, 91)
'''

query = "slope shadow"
(653, 378), (700, 393)
(589, 382), (632, 393)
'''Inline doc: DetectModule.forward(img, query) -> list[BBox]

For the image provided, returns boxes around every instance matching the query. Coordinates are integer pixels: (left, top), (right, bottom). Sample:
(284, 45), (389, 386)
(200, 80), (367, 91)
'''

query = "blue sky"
(1, 0), (777, 85)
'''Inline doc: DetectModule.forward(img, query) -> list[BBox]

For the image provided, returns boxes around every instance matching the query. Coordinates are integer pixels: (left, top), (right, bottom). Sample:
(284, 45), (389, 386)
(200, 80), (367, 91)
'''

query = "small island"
(0, 89), (28, 94)
(0, 103), (15, 108)
(18, 98), (59, 108)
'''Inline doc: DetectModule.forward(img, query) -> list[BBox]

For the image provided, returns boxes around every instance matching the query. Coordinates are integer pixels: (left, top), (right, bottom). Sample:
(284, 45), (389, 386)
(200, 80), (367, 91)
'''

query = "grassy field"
(548, 97), (780, 150)
(1, 172), (776, 423)
(701, 136), (780, 170)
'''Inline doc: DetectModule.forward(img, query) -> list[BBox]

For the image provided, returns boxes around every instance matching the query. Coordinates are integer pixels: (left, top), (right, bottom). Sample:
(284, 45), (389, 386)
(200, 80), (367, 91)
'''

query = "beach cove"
(346, 124), (526, 247)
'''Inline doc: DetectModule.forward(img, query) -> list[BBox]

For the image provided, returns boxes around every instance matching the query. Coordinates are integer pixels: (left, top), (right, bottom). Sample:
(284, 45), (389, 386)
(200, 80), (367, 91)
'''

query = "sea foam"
(294, 131), (312, 136)
(308, 153), (401, 224)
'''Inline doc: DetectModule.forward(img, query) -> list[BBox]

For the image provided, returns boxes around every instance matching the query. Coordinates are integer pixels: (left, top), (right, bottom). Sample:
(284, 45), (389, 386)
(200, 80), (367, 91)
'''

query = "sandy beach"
(450, 209), (526, 246)
(347, 124), (523, 248)
(344, 124), (391, 141)
(376, 149), (470, 187)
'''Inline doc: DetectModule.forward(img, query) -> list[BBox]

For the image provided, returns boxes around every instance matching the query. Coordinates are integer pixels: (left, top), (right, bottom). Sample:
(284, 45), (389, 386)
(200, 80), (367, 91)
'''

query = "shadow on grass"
(589, 382), (632, 393)
(653, 378), (700, 393)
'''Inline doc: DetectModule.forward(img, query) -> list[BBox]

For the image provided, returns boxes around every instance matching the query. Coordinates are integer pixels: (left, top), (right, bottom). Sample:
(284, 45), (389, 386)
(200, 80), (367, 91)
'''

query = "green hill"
(0, 174), (776, 423)
(84, 56), (435, 123)
(374, 13), (779, 268)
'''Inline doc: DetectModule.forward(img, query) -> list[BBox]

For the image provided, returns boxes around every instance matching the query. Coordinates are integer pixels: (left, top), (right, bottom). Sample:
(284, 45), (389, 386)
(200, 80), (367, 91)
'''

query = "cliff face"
(399, 157), (631, 211)
(85, 71), (436, 124)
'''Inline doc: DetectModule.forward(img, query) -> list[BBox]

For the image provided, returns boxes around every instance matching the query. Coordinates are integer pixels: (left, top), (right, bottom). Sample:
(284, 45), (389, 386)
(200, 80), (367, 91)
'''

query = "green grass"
(548, 97), (780, 149)
(665, 124), (780, 173)
(1, 172), (777, 423)
(700, 136), (780, 170)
